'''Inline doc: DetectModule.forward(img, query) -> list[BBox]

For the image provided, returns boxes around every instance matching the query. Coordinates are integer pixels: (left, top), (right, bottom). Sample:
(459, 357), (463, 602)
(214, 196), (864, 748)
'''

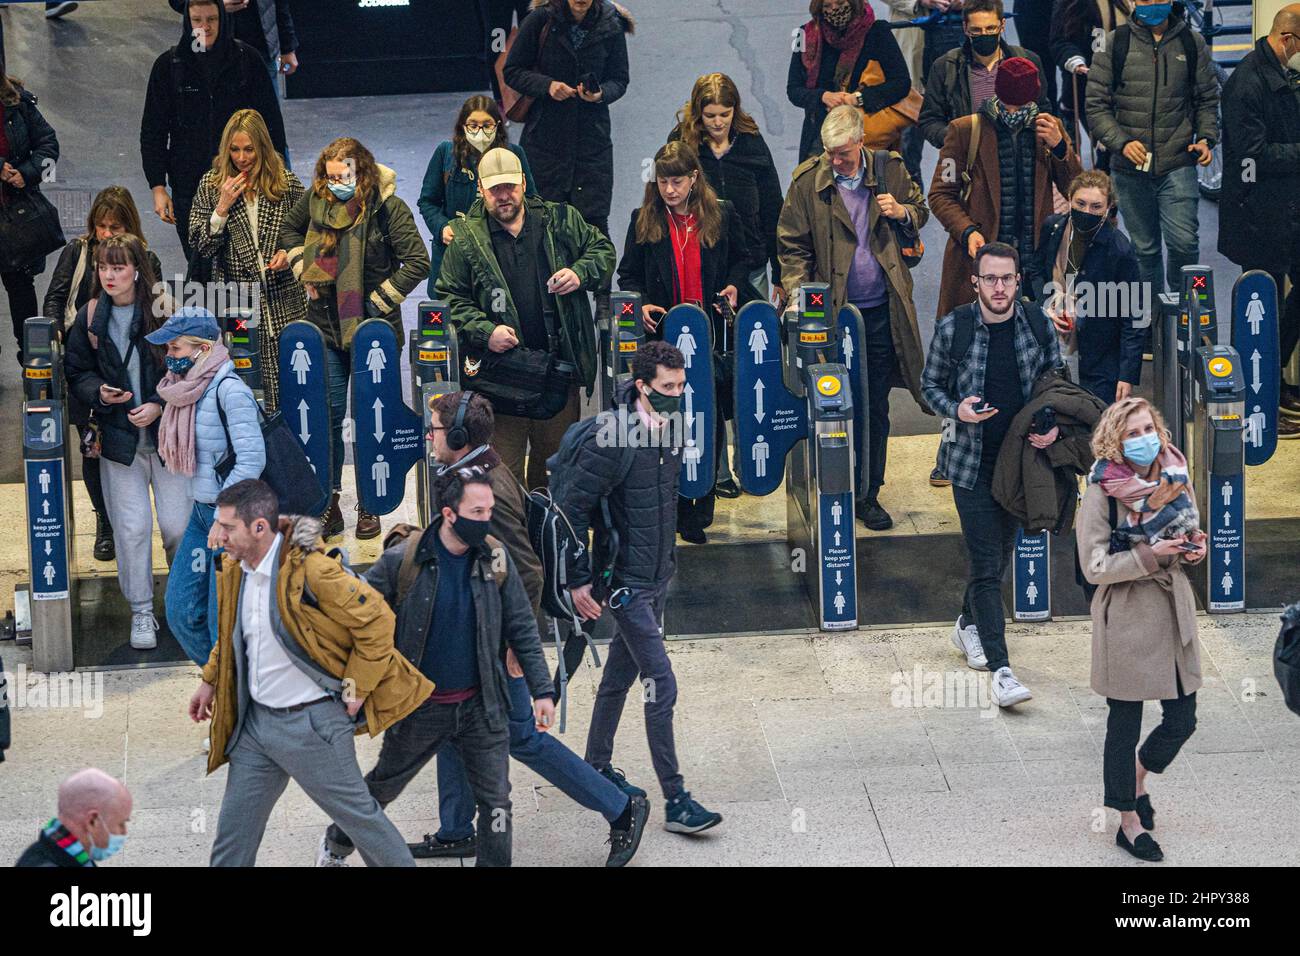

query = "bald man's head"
(57, 768), (132, 851)
(1272, 5), (1300, 37)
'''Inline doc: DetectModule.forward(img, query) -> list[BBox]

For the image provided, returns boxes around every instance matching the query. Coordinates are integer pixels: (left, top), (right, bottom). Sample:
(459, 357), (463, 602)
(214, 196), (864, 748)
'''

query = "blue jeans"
(1112, 165), (1200, 295)
(324, 344), (350, 491)
(165, 502), (220, 666)
(435, 675), (629, 841)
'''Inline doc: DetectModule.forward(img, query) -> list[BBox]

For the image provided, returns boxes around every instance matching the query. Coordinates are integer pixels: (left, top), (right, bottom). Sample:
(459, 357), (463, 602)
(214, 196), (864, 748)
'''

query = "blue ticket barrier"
(1012, 530), (1051, 622)
(222, 307), (263, 403)
(835, 305), (870, 501)
(606, 292), (643, 409)
(351, 320), (424, 516)
(666, 303), (716, 498)
(1231, 271), (1279, 467)
(411, 301), (460, 525)
(277, 321), (333, 507)
(1191, 346), (1246, 612)
(733, 301), (806, 495)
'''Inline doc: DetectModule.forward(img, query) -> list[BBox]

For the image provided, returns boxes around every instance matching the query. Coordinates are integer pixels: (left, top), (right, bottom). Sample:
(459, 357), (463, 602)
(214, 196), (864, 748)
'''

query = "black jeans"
(585, 583), (683, 799)
(326, 693), (512, 867)
(1103, 684), (1197, 812)
(859, 301), (898, 502)
(952, 469), (1019, 673)
(3, 268), (39, 365)
(1270, 261), (1300, 383)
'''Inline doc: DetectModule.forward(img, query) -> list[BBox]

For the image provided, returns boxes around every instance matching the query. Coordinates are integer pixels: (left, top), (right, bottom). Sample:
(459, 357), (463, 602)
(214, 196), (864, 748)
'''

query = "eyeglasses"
(966, 25), (1002, 37)
(325, 173), (355, 185)
(976, 274), (1018, 288)
(465, 122), (498, 134)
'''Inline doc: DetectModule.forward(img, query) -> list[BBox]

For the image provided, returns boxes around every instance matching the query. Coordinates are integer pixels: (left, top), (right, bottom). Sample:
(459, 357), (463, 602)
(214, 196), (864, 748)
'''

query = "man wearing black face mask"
(320, 470), (556, 868)
(1027, 170), (1144, 405)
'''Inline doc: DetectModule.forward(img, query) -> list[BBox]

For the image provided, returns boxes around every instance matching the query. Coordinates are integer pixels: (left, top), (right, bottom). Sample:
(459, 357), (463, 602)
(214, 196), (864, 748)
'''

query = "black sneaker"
(860, 501), (893, 531)
(93, 512), (115, 562)
(713, 476), (741, 499)
(679, 527), (707, 545)
(599, 766), (647, 799)
(606, 794), (649, 867)
(664, 790), (722, 834)
(408, 833), (476, 859)
(929, 467), (950, 488)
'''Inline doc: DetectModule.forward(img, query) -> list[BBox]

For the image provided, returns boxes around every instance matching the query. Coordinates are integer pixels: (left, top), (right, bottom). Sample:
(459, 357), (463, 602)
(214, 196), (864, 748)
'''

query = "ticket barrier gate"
(222, 306), (263, 405)
(20, 317), (78, 672)
(410, 301), (460, 525)
(1153, 265), (1218, 451)
(603, 291), (643, 409)
(1189, 346), (1246, 612)
(734, 283), (859, 630)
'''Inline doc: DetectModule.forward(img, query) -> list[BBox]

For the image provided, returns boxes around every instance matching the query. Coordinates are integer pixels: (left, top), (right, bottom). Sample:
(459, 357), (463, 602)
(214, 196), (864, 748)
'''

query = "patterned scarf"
(988, 95), (1039, 133)
(801, 7), (875, 90)
(1088, 445), (1200, 544)
(301, 190), (368, 343)
(43, 817), (94, 867)
(156, 341), (232, 477)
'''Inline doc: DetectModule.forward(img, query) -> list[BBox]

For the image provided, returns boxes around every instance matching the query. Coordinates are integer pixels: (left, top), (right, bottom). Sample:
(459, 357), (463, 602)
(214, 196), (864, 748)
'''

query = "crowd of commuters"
(6, 0), (1300, 868)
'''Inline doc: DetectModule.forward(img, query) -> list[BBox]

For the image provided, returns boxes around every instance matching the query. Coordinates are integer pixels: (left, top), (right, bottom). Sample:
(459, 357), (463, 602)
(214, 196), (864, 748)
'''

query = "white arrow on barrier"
(835, 570), (843, 585)
(833, 531), (842, 547)
(1223, 510), (1231, 527)
(1251, 349), (1262, 395)
(1028, 560), (1036, 576)
(684, 383), (694, 423)
(298, 399), (311, 444)
(373, 397), (385, 443)
(754, 379), (766, 423)
(1225, 551), (1231, 566)
(44, 540), (52, 556)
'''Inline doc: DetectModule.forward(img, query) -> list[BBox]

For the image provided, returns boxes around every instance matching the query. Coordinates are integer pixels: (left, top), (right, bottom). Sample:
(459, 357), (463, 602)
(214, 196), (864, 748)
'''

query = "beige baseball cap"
(478, 148), (525, 190)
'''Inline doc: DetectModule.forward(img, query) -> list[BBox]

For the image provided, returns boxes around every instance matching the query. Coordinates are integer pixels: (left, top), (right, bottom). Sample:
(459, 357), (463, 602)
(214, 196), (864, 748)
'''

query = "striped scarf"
(301, 191), (368, 343)
(43, 817), (94, 866)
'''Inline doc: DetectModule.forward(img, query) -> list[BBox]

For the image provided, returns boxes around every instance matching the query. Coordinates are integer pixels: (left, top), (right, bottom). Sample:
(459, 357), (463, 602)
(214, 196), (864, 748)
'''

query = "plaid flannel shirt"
(921, 302), (1063, 491)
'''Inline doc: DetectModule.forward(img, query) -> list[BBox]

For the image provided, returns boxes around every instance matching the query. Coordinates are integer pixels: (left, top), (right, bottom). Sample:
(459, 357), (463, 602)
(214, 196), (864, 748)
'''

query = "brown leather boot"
(321, 492), (344, 539)
(355, 504), (381, 540)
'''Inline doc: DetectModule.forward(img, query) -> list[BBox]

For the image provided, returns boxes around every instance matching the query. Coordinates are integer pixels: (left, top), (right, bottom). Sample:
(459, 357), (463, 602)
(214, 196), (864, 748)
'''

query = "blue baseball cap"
(145, 306), (221, 345)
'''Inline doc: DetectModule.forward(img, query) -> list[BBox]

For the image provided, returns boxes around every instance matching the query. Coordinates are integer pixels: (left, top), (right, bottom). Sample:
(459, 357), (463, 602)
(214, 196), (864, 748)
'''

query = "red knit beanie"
(994, 57), (1042, 108)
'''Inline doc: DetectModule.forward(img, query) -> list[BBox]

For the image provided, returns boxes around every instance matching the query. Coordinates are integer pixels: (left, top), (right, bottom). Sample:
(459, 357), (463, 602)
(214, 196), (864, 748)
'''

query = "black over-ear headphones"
(445, 391), (474, 451)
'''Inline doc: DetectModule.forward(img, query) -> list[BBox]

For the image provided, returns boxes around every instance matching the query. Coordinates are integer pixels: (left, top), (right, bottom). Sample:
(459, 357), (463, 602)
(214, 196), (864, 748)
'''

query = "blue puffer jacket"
(192, 362), (266, 504)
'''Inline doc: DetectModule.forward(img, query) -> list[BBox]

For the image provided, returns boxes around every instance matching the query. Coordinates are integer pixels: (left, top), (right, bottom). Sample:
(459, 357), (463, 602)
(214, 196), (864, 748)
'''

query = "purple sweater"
(836, 181), (888, 309)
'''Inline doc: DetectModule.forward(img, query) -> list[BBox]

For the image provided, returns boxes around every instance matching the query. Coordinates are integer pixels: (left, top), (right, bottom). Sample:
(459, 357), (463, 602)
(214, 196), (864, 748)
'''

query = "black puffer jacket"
(64, 296), (168, 467)
(550, 381), (680, 590)
(140, 0), (287, 199)
(503, 0), (633, 226)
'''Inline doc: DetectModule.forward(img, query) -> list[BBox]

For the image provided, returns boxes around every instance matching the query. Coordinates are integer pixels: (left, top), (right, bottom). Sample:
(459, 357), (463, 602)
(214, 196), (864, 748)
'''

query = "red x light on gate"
(1191, 275), (1206, 290)
(621, 302), (635, 315)
(810, 293), (824, 307)
(230, 317), (248, 332)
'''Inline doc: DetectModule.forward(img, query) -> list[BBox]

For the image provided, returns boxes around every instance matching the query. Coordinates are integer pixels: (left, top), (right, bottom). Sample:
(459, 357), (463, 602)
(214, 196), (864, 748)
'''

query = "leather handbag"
(501, 19), (553, 123)
(856, 61), (923, 150)
(0, 188), (65, 272)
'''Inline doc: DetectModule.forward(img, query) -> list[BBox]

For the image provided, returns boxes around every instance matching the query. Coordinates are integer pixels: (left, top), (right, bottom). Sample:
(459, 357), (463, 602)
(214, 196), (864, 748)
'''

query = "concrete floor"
(4, 612), (1299, 867)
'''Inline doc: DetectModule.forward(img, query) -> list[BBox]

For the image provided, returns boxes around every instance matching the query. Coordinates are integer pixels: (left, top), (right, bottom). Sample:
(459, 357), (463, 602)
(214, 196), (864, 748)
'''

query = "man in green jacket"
(435, 148), (616, 490)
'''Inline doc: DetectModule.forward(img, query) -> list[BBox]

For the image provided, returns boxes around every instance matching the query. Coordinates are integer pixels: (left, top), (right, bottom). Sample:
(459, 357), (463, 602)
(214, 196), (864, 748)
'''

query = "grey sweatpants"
(99, 448), (191, 614)
(210, 699), (415, 867)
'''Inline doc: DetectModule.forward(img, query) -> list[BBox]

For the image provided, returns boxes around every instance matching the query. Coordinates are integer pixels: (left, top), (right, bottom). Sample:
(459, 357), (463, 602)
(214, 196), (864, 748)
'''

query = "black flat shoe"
(1136, 794), (1155, 831)
(408, 833), (476, 859)
(1116, 827), (1163, 862)
(713, 477), (741, 499)
(679, 528), (707, 545)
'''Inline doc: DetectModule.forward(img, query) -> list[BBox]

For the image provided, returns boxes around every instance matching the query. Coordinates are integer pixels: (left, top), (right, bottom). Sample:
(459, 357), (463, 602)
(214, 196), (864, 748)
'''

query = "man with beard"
(921, 242), (1065, 708)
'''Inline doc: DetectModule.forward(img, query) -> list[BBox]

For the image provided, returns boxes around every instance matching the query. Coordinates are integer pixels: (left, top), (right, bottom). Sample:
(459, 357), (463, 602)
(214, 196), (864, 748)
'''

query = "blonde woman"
(189, 109), (307, 411)
(151, 307), (266, 664)
(1077, 396), (1206, 862)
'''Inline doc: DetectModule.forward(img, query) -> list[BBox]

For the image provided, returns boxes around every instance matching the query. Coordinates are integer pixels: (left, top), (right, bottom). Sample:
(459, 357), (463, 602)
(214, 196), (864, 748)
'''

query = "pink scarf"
(156, 341), (231, 477)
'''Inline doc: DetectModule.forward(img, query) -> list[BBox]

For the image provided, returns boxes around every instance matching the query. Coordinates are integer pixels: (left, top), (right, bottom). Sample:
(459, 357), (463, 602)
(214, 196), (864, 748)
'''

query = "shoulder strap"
(1178, 26), (1198, 106)
(394, 527), (426, 609)
(959, 114), (981, 203)
(1024, 303), (1053, 351)
(1110, 25), (1131, 92)
(947, 306), (977, 396)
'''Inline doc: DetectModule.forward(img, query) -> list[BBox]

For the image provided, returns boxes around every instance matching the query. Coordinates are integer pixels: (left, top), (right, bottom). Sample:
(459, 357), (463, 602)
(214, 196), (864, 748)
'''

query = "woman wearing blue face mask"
(1076, 396), (1206, 863)
(150, 307), (266, 666)
(278, 137), (430, 542)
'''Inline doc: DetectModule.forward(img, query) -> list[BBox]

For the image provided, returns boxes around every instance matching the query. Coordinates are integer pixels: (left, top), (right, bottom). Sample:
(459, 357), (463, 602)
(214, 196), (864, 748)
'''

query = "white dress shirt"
(241, 533), (323, 708)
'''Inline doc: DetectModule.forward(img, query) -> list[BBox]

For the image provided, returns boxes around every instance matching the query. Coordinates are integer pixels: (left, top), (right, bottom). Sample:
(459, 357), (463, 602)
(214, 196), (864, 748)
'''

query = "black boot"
(93, 512), (115, 562)
(321, 492), (344, 539)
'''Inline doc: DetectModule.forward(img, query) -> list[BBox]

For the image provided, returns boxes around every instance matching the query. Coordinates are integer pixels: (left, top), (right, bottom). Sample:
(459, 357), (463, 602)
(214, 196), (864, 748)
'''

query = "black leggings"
(1103, 681), (1197, 812)
(3, 269), (39, 365)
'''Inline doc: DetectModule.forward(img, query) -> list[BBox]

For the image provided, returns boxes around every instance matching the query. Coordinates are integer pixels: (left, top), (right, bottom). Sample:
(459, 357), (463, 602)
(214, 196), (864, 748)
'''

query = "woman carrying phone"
(1077, 396), (1206, 863)
(151, 306), (266, 666)
(418, 95), (538, 296)
(279, 137), (428, 542)
(64, 236), (189, 652)
(616, 141), (758, 542)
(44, 186), (164, 563)
(188, 109), (307, 412)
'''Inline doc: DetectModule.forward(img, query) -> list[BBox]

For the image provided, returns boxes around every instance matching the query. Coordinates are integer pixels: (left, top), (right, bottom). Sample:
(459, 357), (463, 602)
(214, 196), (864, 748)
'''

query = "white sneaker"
(315, 836), (349, 867)
(201, 737), (211, 754)
(130, 611), (159, 650)
(951, 615), (988, 670)
(991, 666), (1032, 708)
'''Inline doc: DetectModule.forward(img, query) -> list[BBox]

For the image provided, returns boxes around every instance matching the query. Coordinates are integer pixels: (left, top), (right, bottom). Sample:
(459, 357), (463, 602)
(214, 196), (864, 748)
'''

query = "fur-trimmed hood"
(529, 0), (635, 34)
(280, 514), (324, 554)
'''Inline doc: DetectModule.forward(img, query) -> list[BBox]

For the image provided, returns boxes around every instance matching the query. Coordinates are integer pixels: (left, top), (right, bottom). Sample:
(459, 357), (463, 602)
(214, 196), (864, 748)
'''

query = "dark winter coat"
(992, 370), (1107, 534)
(786, 20), (911, 161)
(140, 0), (287, 200)
(15, 831), (91, 868)
(917, 40), (1054, 149)
(1218, 37), (1300, 273)
(0, 88), (60, 272)
(667, 127), (785, 278)
(63, 296), (169, 468)
(503, 0), (633, 225)
(366, 521), (555, 734)
(550, 382), (681, 590)
(1026, 214), (1145, 401)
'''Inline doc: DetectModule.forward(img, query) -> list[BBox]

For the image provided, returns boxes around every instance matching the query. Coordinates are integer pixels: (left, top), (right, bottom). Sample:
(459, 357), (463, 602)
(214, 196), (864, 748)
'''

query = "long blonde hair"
(673, 73), (760, 152)
(635, 142), (723, 248)
(207, 109), (289, 202)
(1091, 397), (1172, 463)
